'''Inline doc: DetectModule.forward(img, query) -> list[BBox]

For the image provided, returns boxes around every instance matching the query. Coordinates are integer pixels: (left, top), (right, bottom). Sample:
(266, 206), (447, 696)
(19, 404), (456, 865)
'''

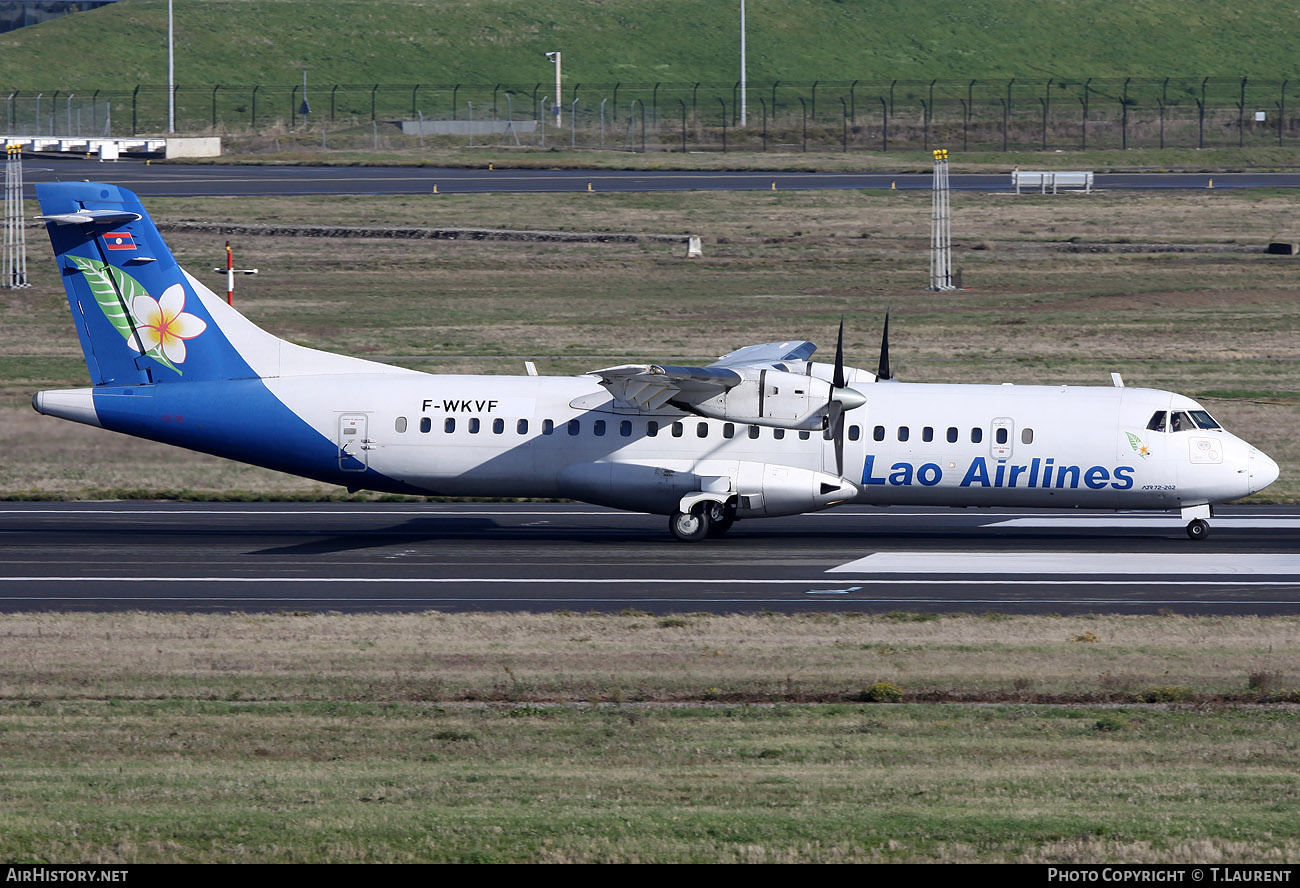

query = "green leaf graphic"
(68, 255), (180, 375)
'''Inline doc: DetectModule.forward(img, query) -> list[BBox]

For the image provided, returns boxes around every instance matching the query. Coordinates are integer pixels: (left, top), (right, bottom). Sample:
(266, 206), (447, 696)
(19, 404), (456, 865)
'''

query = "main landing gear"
(1182, 504), (1212, 541)
(669, 500), (735, 542)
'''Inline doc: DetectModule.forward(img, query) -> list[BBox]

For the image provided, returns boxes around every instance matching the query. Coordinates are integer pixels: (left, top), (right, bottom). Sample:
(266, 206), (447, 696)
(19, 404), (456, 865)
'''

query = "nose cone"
(1249, 448), (1280, 495)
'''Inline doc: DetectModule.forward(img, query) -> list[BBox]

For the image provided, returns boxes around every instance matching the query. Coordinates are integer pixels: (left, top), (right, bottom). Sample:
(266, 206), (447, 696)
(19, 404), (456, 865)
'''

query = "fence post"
(251, 85), (258, 129)
(732, 81), (740, 125)
(879, 96), (888, 152)
(921, 99), (929, 151)
(1121, 77), (1130, 150)
(371, 84), (378, 121)
(790, 96), (800, 152)
(51, 90), (59, 136)
(840, 97), (848, 152)
(811, 80), (819, 120)
(1197, 98), (1205, 149)
(718, 97), (727, 153)
(770, 80), (779, 122)
(1239, 77), (1247, 147)
(452, 84), (459, 120)
(850, 80), (858, 123)
(759, 95), (767, 151)
(1158, 98), (1165, 149)
(290, 85), (298, 128)
(677, 98), (686, 152)
(961, 99), (968, 151)
(1043, 79), (1052, 149)
(652, 82), (660, 128)
(1000, 98), (1008, 151)
(411, 85), (420, 118)
(1280, 80), (1288, 146)
(132, 85), (139, 134)
(211, 85), (219, 128)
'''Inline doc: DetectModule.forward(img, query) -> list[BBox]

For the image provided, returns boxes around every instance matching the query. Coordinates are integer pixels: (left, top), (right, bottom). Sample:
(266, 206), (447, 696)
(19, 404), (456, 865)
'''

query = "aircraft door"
(338, 414), (369, 472)
(990, 417), (1014, 460)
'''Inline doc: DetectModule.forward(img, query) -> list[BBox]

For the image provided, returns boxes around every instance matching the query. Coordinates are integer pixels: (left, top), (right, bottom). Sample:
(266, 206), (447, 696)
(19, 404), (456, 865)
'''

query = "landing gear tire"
(669, 504), (712, 542)
(705, 502), (736, 538)
(1186, 518), (1210, 541)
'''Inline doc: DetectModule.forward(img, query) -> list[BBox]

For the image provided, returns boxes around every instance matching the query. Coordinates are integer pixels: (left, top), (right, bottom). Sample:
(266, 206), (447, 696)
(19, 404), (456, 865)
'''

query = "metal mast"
(929, 148), (955, 291)
(3, 144), (29, 290)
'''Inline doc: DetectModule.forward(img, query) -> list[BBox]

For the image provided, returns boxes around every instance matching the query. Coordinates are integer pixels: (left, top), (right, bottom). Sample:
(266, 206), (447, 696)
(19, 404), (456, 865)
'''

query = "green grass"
(2, 611), (1300, 862)
(7, 0), (1300, 89)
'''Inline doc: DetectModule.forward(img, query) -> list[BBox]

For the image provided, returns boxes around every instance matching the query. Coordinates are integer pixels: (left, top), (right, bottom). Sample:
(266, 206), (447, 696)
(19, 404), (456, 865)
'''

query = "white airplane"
(31, 182), (1278, 541)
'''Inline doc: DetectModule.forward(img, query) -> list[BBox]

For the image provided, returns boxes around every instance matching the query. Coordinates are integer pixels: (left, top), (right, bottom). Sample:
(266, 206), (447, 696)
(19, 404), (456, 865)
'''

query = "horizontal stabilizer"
(38, 210), (143, 226)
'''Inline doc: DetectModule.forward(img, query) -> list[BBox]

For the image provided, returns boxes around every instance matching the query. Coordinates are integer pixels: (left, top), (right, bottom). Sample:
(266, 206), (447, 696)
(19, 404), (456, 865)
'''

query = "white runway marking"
(0, 576), (1299, 587)
(828, 552), (1300, 575)
(985, 517), (1300, 529)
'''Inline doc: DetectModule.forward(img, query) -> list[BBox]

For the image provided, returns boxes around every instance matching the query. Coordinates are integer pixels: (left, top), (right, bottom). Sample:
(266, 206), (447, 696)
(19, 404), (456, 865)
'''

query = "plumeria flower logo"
(130, 284), (207, 365)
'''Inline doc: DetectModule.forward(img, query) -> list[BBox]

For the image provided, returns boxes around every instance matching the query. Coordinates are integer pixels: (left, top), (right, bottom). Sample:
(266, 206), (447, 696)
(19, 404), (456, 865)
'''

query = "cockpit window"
(1170, 411), (1193, 433)
(1146, 411), (1167, 432)
(1189, 410), (1221, 430)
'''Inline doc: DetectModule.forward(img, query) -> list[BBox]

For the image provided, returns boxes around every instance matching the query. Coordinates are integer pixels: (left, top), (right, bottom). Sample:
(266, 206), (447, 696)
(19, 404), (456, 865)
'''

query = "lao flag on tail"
(103, 231), (136, 251)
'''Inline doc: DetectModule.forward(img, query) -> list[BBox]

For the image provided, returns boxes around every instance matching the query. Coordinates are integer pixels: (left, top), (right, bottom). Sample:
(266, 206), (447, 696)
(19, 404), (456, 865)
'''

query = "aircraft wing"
(587, 340), (817, 409)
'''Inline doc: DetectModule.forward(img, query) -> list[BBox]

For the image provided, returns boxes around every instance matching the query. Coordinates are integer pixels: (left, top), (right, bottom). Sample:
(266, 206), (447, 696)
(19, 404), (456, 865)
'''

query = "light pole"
(545, 51), (562, 127)
(167, 0), (175, 133)
(739, 0), (747, 127)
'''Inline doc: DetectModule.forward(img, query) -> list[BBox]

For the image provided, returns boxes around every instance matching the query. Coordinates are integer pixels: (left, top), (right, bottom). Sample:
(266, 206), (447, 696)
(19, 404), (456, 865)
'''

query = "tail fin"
(38, 181), (264, 385)
(37, 181), (397, 386)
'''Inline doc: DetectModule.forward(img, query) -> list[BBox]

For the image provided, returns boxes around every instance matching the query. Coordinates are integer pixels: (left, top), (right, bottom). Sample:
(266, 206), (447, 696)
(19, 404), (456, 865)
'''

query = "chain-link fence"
(6, 78), (1299, 152)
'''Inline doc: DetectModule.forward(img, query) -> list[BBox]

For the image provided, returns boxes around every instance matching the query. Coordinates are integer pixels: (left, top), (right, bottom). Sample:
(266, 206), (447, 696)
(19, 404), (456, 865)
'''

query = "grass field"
(2, 184), (1297, 500)
(2, 611), (1299, 863)
(5, 0), (1300, 91)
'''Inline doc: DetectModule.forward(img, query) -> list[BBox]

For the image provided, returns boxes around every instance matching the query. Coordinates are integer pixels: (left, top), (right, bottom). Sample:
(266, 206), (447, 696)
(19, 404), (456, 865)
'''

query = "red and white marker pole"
(225, 241), (234, 304)
(213, 242), (258, 306)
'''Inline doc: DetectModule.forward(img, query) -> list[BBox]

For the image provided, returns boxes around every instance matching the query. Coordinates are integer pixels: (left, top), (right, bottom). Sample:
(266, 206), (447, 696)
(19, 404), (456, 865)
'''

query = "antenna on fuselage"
(876, 309), (893, 381)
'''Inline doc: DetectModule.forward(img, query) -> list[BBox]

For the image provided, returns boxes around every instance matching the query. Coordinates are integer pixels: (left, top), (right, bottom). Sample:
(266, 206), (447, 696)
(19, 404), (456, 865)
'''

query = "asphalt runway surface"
(2, 502), (1298, 615)
(17, 156), (1300, 197)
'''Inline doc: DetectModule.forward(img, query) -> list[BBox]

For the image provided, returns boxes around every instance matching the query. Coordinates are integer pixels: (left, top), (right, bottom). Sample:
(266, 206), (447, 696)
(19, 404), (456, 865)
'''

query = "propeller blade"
(830, 401), (845, 477)
(833, 315), (846, 389)
(877, 309), (892, 381)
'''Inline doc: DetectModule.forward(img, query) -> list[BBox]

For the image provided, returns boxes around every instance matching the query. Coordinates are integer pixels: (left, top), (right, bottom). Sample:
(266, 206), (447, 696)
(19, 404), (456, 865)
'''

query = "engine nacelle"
(734, 462), (859, 518)
(681, 369), (835, 430)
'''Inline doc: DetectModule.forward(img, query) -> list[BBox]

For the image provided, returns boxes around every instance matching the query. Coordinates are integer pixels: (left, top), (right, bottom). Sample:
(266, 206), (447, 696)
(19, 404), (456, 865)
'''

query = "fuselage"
(36, 368), (1279, 519)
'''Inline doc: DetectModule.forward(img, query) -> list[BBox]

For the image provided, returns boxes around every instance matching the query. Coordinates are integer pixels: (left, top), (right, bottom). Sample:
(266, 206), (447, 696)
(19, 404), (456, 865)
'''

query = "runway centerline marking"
(828, 552), (1300, 575)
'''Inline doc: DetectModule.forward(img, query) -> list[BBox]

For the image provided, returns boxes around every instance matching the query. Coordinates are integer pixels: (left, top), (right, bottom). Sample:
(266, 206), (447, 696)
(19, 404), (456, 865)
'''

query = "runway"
(2, 502), (1298, 615)
(17, 156), (1300, 197)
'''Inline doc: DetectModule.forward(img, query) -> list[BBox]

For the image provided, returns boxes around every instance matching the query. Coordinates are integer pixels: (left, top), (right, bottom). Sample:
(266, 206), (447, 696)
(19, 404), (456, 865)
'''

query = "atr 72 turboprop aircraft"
(31, 182), (1279, 541)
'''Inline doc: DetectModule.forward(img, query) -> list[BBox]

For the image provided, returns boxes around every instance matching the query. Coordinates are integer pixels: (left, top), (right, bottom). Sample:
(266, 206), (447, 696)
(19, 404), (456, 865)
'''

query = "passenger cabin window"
(567, 419), (580, 436)
(723, 423), (735, 439)
(1190, 410), (1221, 430)
(995, 427), (1008, 445)
(697, 422), (709, 438)
(672, 422), (684, 438)
(420, 417), (432, 433)
(946, 427), (958, 443)
(620, 421), (632, 437)
(542, 419), (555, 435)
(647, 421), (659, 437)
(897, 426), (909, 442)
(748, 425), (760, 439)
(873, 426), (885, 442)
(493, 418), (504, 434)
(594, 420), (606, 436)
(971, 427), (983, 444)
(773, 429), (785, 440)
(799, 430), (810, 440)
(1021, 428), (1034, 445)
(517, 419), (529, 435)
(922, 427), (934, 443)
(1147, 411), (1167, 432)
(395, 417), (407, 433)
(848, 425), (861, 442)
(443, 418), (454, 433)
(469, 418), (481, 434)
